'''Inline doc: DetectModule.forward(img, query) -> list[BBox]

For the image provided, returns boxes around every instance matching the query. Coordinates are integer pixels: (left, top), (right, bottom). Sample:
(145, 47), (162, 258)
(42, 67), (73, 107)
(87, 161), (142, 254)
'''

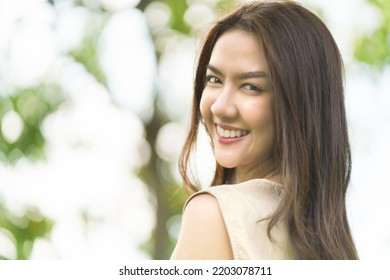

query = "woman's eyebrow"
(207, 64), (223, 76)
(236, 71), (268, 80)
(207, 64), (268, 79)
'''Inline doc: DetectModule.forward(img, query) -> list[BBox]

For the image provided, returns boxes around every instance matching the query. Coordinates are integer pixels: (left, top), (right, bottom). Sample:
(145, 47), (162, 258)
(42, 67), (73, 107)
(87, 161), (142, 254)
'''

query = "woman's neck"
(234, 156), (281, 184)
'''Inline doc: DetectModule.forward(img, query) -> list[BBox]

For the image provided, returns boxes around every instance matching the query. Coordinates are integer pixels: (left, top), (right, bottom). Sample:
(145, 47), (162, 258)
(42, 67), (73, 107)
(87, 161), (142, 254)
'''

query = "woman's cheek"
(199, 91), (216, 139)
(199, 90), (213, 120)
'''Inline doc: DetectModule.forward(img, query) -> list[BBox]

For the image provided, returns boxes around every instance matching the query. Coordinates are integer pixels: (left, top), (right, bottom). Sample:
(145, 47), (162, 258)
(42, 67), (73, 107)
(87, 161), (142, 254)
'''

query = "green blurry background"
(0, 0), (389, 260)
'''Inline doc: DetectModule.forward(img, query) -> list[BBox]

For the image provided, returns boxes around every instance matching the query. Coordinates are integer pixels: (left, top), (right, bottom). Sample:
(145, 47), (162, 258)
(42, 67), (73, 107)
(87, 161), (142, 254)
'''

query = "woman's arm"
(170, 193), (234, 260)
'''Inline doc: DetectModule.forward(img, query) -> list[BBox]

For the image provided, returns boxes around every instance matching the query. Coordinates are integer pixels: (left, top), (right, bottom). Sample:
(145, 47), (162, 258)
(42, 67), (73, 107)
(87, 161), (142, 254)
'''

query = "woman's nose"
(210, 85), (238, 119)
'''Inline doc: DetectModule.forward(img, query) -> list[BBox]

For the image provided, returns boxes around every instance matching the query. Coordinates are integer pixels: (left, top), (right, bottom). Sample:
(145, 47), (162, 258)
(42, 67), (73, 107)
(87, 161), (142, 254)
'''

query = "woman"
(171, 0), (358, 260)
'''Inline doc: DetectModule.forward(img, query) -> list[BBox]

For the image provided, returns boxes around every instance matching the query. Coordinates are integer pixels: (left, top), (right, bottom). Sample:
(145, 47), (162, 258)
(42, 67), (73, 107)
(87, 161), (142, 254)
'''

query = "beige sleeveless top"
(184, 178), (297, 260)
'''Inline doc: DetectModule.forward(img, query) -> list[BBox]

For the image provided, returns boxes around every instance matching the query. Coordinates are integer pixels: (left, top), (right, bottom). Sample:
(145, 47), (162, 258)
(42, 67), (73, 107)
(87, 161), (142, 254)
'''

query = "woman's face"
(200, 29), (277, 182)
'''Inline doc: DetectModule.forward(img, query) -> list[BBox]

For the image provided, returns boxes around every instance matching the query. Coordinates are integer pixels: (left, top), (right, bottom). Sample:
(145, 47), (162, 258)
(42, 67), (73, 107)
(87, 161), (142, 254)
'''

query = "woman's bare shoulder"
(170, 193), (233, 260)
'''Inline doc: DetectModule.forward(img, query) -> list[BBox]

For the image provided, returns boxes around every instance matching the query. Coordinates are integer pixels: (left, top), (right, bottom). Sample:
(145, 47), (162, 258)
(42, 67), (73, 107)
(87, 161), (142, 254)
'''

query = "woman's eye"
(242, 83), (262, 93)
(206, 75), (221, 84)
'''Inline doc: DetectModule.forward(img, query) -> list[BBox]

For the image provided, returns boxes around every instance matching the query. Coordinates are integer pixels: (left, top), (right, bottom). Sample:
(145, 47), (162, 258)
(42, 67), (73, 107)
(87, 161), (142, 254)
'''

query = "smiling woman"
(171, 0), (359, 260)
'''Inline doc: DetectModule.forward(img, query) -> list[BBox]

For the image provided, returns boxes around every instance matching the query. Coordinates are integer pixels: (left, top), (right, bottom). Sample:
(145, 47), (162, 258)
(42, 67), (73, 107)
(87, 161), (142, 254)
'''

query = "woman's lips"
(215, 124), (250, 144)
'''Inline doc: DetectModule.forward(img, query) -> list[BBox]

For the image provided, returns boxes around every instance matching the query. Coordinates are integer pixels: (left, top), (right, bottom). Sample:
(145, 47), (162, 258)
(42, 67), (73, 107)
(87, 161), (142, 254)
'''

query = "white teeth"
(216, 126), (249, 138)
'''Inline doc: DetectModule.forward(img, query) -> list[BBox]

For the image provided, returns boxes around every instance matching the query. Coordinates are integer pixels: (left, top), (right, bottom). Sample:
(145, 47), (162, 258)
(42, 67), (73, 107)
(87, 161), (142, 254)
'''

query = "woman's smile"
(215, 124), (250, 139)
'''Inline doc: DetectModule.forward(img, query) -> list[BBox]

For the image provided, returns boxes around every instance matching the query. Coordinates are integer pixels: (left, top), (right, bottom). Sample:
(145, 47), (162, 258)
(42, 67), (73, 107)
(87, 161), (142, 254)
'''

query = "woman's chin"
(216, 160), (237, 169)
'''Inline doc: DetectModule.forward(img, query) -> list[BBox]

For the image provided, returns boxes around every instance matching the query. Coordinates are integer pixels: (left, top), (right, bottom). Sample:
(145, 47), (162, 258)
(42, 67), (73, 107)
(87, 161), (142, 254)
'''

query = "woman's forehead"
(209, 29), (269, 73)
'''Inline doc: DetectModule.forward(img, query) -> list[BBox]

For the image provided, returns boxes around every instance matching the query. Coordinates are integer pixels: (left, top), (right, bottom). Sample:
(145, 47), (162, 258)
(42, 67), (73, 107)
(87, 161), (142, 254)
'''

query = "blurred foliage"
(68, 12), (109, 85)
(136, 0), (235, 259)
(214, 0), (237, 15)
(0, 84), (63, 259)
(354, 0), (390, 69)
(163, 0), (191, 34)
(135, 105), (187, 259)
(0, 203), (53, 259)
(0, 83), (63, 259)
(135, 0), (192, 259)
(0, 84), (64, 164)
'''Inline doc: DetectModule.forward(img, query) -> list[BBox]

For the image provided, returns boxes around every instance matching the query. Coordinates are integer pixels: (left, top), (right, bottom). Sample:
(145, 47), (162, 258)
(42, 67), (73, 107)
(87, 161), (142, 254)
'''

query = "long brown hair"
(179, 0), (358, 259)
